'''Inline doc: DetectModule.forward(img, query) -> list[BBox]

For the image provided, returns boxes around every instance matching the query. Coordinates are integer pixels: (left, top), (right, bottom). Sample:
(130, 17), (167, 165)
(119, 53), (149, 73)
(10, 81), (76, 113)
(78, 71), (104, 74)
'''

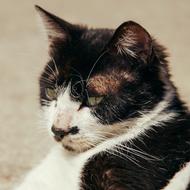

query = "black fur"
(81, 111), (190, 190)
(36, 6), (190, 190)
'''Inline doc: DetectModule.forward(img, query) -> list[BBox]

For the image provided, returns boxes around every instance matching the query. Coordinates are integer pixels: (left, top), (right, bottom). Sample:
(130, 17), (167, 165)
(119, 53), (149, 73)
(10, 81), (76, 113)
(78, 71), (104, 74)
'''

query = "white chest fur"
(15, 146), (90, 190)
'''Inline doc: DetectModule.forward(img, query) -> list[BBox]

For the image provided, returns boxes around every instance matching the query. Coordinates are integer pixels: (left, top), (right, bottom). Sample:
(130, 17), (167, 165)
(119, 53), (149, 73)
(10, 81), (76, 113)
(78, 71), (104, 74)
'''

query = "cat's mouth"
(62, 140), (93, 153)
(53, 135), (63, 142)
(62, 144), (75, 152)
(52, 126), (128, 153)
(54, 135), (95, 153)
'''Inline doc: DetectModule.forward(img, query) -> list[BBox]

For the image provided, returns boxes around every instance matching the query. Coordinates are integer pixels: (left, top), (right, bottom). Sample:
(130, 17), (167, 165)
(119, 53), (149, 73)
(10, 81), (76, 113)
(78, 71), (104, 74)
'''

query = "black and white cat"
(15, 5), (190, 190)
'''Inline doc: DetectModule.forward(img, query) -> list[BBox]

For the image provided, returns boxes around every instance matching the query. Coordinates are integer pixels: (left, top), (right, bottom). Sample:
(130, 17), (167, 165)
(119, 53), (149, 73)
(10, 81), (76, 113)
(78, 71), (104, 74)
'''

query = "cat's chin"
(54, 136), (97, 153)
(62, 144), (91, 153)
(61, 142), (93, 153)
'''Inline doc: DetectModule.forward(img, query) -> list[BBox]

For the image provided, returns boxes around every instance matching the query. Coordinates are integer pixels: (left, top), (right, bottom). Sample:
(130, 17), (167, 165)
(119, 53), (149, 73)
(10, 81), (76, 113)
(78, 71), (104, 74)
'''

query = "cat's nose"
(51, 126), (79, 141)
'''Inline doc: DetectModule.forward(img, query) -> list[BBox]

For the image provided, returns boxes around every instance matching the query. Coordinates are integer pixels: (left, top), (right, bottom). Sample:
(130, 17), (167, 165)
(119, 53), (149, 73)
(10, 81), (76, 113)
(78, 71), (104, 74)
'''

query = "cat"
(15, 5), (190, 190)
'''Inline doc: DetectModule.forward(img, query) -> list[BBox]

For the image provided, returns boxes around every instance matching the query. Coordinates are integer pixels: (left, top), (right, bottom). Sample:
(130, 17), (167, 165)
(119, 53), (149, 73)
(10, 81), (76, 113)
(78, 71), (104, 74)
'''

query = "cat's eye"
(46, 88), (57, 100)
(87, 96), (104, 106)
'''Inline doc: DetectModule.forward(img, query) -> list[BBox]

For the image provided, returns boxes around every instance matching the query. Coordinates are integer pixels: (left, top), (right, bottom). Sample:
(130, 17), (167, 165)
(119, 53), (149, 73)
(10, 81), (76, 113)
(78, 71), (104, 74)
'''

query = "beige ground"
(0, 0), (190, 189)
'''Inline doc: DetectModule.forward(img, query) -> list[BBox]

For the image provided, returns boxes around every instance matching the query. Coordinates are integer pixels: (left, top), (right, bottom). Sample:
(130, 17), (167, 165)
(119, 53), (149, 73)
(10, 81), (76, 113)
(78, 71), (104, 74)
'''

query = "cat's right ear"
(106, 21), (152, 63)
(35, 5), (83, 55)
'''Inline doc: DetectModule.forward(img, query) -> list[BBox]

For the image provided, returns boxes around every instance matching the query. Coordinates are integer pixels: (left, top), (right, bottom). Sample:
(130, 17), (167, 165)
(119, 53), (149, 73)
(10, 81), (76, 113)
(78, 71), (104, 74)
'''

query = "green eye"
(46, 88), (57, 99)
(87, 96), (104, 106)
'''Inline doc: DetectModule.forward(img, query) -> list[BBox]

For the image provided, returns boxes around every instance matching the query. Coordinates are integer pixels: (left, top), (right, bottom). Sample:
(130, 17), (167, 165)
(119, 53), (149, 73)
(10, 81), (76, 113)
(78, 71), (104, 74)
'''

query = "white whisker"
(51, 57), (59, 76)
(86, 49), (108, 82)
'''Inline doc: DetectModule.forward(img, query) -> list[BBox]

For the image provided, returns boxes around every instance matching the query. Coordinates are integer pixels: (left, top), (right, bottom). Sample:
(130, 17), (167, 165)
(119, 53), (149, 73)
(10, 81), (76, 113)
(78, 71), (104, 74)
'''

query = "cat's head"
(36, 6), (169, 153)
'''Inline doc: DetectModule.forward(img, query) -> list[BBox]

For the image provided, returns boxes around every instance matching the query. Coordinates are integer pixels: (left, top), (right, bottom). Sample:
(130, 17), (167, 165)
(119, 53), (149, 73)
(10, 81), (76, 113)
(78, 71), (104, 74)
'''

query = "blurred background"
(0, 0), (190, 189)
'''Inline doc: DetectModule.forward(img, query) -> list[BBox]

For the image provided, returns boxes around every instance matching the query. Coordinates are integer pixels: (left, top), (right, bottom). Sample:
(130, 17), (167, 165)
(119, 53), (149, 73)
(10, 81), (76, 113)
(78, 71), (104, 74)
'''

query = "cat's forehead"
(81, 29), (114, 47)
(64, 29), (114, 71)
(87, 68), (133, 95)
(41, 28), (136, 95)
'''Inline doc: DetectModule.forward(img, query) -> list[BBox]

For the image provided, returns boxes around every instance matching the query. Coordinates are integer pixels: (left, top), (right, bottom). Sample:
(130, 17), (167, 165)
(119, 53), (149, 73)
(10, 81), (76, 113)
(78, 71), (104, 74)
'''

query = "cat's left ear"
(35, 5), (84, 54)
(107, 21), (152, 63)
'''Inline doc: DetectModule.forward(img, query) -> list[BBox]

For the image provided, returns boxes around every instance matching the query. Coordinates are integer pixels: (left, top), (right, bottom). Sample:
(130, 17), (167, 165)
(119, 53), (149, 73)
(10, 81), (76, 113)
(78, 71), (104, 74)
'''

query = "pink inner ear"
(107, 21), (152, 62)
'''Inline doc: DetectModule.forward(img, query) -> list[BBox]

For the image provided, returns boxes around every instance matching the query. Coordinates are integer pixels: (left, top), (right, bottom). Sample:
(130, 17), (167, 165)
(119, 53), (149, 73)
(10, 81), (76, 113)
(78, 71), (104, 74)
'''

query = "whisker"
(46, 62), (57, 79)
(51, 57), (59, 76)
(40, 77), (54, 83)
(43, 69), (55, 79)
(106, 149), (143, 168)
(116, 144), (160, 161)
(86, 49), (108, 82)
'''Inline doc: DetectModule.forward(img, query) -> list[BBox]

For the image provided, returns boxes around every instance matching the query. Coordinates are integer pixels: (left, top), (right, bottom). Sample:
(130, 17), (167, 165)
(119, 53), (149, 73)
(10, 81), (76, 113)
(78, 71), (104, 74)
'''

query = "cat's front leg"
(14, 147), (71, 190)
(14, 164), (52, 190)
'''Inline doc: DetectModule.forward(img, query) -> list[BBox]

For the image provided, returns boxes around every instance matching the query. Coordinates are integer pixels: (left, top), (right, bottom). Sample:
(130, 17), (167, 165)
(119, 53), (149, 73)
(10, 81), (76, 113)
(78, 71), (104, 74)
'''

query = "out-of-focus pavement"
(0, 0), (190, 189)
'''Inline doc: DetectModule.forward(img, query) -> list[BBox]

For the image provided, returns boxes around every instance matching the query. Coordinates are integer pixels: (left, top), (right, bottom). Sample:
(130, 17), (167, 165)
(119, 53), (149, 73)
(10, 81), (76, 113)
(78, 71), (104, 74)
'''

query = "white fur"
(40, 85), (102, 152)
(15, 87), (178, 190)
(14, 146), (86, 190)
(162, 162), (190, 190)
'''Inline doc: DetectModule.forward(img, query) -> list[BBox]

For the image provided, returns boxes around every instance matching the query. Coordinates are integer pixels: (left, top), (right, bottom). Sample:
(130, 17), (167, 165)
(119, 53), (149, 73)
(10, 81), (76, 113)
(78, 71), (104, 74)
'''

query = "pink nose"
(51, 126), (79, 141)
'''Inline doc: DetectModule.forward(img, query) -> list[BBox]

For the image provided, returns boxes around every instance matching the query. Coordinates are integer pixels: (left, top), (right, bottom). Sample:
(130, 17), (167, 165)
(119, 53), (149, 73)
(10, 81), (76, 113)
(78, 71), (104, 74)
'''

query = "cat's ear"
(35, 5), (83, 54)
(107, 21), (152, 63)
